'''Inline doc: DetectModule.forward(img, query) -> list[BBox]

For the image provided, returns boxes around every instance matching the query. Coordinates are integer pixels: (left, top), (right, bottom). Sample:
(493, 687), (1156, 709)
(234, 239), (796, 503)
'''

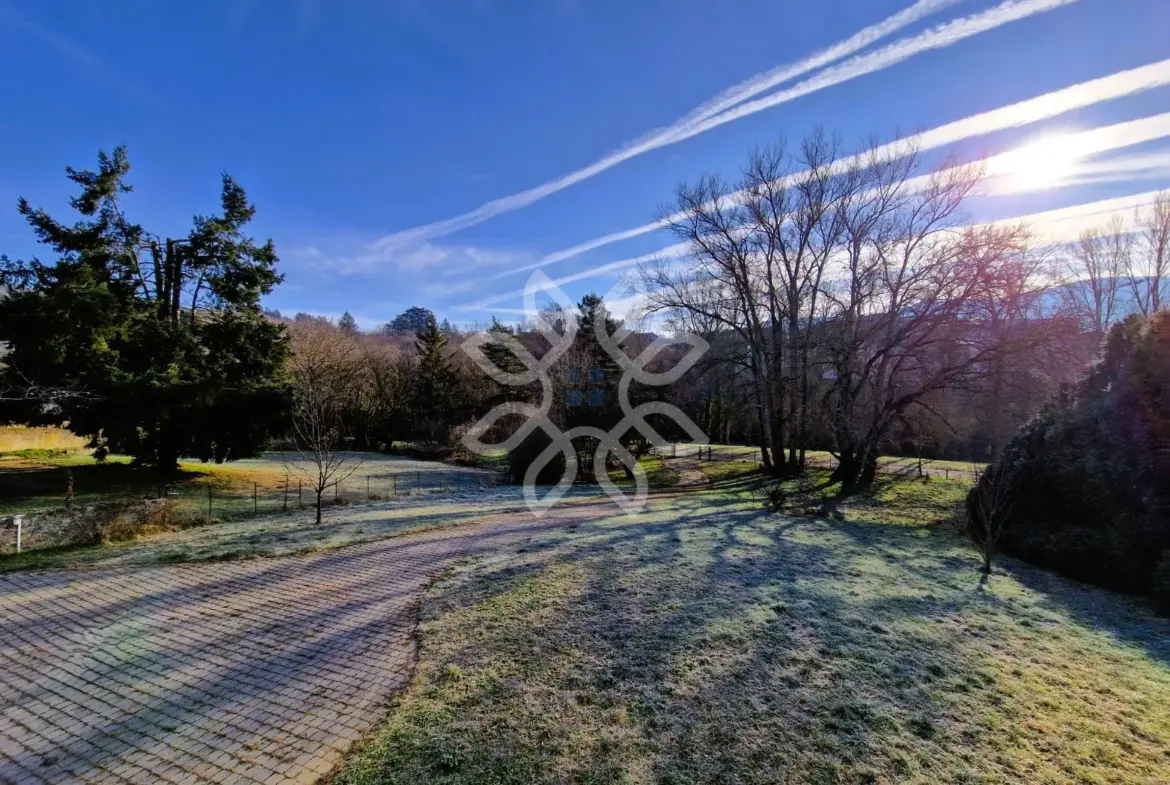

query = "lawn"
(663, 443), (985, 481)
(337, 474), (1170, 784)
(0, 485), (595, 572)
(0, 450), (499, 517)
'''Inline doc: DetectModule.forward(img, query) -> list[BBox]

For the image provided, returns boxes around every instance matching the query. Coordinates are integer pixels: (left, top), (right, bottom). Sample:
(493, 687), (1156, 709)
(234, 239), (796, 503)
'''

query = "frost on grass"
(338, 483), (1170, 785)
(0, 484), (597, 571)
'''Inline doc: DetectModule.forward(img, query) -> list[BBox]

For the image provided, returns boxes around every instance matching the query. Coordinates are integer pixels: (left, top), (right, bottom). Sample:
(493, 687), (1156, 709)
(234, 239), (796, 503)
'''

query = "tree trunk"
(832, 446), (877, 492)
(858, 452), (878, 488)
(315, 489), (323, 525)
(829, 448), (856, 485)
(155, 425), (181, 474)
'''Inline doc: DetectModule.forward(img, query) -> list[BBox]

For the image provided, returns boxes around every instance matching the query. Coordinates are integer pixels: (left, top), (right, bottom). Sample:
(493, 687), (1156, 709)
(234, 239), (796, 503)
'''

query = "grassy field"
(337, 472), (1170, 785)
(0, 450), (498, 517)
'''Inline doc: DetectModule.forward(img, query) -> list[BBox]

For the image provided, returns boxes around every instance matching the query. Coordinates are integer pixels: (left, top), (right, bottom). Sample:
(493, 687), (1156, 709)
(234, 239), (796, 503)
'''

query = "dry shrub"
(97, 499), (182, 544)
(0, 425), (88, 453)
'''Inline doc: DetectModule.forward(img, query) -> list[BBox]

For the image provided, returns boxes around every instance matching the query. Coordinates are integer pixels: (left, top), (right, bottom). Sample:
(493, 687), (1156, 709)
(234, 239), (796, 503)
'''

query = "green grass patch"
(699, 458), (764, 484)
(765, 468), (971, 527)
(338, 479), (1170, 784)
(606, 455), (682, 489)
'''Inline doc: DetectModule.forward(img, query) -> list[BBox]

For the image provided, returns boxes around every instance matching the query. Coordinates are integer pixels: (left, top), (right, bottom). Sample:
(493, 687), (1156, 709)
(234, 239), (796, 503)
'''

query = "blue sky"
(2, 0), (1169, 328)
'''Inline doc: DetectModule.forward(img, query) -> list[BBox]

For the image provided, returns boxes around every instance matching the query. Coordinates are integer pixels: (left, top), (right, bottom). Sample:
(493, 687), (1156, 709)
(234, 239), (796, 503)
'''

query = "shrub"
(1153, 552), (1170, 616)
(506, 429), (567, 486)
(98, 499), (182, 543)
(983, 313), (1170, 612)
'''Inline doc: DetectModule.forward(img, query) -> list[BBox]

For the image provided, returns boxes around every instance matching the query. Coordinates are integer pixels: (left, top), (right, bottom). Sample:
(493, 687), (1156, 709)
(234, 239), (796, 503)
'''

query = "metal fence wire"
(12, 469), (504, 524)
(649, 443), (982, 480)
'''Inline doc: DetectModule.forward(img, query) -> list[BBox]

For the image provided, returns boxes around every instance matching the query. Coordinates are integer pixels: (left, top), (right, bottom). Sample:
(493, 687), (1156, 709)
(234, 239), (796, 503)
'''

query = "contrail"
(668, 0), (962, 130)
(456, 244), (690, 311)
(990, 190), (1167, 245)
(369, 0), (1075, 255)
(511, 57), (1170, 276)
(461, 111), (1170, 312)
(459, 188), (1170, 314)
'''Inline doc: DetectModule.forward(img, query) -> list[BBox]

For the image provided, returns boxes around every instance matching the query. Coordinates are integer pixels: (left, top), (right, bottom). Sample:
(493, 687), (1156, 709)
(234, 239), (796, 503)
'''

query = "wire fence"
(650, 443), (984, 481)
(9, 468), (507, 523)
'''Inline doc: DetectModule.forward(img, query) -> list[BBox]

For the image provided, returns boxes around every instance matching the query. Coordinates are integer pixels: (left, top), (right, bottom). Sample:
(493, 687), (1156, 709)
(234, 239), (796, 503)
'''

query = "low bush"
(0, 448), (72, 460)
(97, 499), (185, 543)
(982, 313), (1170, 611)
(1152, 552), (1170, 616)
(506, 429), (566, 486)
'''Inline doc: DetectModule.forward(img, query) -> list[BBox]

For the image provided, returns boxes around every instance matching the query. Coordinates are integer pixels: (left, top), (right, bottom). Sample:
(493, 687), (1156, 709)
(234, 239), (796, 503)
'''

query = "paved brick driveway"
(0, 502), (609, 784)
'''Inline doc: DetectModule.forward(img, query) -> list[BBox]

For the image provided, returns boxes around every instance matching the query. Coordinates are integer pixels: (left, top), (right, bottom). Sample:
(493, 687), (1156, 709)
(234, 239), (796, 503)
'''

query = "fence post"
(392, 474), (397, 496)
(367, 475), (371, 499)
(945, 468), (950, 479)
(283, 476), (289, 512)
(417, 471), (421, 493)
(298, 479), (303, 507)
(253, 483), (258, 516)
(672, 444), (676, 458)
(208, 486), (212, 519)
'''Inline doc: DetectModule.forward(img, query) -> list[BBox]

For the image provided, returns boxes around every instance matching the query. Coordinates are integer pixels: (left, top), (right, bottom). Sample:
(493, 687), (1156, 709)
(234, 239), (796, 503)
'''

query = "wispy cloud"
(991, 191), (1167, 245)
(369, 0), (1076, 256)
(514, 56), (1170, 277)
(982, 112), (1170, 193)
(461, 188), (1170, 316)
(455, 243), (690, 312)
(1049, 150), (1170, 189)
(289, 240), (527, 278)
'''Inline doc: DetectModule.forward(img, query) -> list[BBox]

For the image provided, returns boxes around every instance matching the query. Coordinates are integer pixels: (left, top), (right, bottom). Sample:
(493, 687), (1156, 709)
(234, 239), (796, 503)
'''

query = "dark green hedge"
(977, 313), (1170, 609)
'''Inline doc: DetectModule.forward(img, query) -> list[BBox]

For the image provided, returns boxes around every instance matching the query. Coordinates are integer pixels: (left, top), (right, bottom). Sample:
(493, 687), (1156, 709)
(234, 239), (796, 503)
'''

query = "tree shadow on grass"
(342, 486), (1170, 784)
(340, 491), (1017, 783)
(999, 557), (1170, 667)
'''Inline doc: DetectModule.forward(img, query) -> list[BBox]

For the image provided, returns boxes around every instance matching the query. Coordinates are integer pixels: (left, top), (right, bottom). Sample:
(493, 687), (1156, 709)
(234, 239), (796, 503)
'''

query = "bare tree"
(1129, 191), (1170, 317)
(817, 146), (1033, 489)
(287, 323), (365, 524)
(638, 132), (850, 475)
(957, 460), (1019, 584)
(1060, 217), (1130, 334)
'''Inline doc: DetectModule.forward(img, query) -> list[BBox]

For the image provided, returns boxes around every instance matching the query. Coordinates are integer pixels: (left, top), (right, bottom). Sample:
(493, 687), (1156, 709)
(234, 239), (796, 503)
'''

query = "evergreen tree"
(981, 312), (1170, 611)
(0, 147), (289, 470)
(384, 306), (435, 335)
(410, 314), (460, 442)
(338, 311), (358, 334)
(566, 293), (625, 480)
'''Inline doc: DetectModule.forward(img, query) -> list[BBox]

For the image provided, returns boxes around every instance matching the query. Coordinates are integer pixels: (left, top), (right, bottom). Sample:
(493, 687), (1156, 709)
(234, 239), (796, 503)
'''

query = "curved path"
(0, 499), (613, 785)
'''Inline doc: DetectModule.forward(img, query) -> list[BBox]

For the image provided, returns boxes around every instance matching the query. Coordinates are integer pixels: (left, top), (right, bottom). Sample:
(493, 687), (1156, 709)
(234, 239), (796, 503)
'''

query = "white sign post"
(9, 515), (23, 553)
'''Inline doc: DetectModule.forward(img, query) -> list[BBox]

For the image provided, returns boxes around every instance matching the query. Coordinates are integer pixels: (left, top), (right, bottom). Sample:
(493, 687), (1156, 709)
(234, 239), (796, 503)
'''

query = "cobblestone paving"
(0, 501), (611, 784)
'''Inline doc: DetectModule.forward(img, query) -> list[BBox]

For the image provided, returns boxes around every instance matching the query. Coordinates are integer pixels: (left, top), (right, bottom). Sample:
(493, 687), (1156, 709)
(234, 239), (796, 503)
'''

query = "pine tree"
(411, 314), (461, 442)
(0, 147), (289, 470)
(338, 311), (358, 334)
(567, 293), (625, 480)
(384, 306), (435, 335)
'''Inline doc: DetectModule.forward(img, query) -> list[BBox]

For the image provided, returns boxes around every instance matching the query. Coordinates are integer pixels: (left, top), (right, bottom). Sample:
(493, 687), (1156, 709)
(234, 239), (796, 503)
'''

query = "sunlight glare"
(990, 131), (1090, 193)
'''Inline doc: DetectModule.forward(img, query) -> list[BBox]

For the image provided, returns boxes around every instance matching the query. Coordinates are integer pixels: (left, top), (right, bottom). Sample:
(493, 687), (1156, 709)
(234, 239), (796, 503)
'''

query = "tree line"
(635, 132), (1168, 489)
(2, 143), (1166, 502)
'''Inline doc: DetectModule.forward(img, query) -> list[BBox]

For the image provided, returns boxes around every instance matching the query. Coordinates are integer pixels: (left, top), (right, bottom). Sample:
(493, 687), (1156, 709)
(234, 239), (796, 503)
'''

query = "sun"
(989, 131), (1088, 193)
